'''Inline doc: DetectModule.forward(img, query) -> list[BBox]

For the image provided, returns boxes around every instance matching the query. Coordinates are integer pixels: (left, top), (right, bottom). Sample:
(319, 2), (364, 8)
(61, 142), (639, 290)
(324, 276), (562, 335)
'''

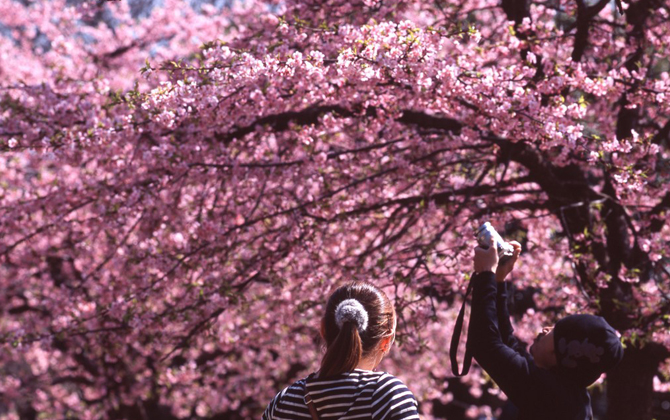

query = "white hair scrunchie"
(335, 299), (369, 332)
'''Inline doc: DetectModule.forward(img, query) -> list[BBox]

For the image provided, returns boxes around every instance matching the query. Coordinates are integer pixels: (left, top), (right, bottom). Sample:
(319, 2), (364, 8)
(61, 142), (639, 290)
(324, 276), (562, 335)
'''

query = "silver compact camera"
(475, 222), (514, 264)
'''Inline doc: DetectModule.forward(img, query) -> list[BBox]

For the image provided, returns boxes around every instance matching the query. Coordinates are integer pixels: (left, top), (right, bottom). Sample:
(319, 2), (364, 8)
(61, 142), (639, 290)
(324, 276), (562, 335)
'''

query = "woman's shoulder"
(262, 376), (311, 420)
(304, 369), (391, 388)
(324, 370), (416, 397)
(269, 370), (414, 398)
(273, 375), (309, 400)
(368, 371), (420, 419)
(371, 371), (414, 392)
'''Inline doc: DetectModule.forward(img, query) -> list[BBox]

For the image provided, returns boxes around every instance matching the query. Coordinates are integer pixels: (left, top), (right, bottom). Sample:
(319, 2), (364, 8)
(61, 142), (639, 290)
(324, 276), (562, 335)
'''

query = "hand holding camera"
(474, 237), (499, 274)
(495, 241), (521, 282)
(474, 222), (521, 281)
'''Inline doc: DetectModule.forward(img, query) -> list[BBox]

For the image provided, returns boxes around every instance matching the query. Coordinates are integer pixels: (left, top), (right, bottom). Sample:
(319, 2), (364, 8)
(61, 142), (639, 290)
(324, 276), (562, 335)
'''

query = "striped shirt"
(262, 369), (420, 420)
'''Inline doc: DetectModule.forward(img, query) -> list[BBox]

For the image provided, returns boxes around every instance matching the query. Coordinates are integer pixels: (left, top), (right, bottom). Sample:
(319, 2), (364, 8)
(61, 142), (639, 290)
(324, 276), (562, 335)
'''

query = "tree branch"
(572, 0), (610, 62)
(217, 105), (462, 144)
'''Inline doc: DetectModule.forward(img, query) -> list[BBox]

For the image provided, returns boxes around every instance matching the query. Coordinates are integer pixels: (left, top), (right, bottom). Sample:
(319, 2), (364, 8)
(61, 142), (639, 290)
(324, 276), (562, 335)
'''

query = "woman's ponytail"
(320, 322), (363, 377)
(319, 283), (394, 378)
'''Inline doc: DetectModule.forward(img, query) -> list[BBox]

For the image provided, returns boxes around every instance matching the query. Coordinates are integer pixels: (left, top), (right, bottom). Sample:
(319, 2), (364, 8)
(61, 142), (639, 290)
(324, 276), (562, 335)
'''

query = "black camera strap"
(449, 275), (474, 376)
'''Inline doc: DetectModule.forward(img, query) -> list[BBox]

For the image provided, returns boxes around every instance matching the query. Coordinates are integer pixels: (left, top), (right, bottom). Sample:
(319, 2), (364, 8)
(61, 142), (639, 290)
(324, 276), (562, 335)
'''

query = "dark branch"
(218, 105), (354, 143)
(217, 105), (462, 144)
(501, 0), (529, 25)
(397, 110), (462, 134)
(572, 0), (610, 62)
(652, 118), (670, 146)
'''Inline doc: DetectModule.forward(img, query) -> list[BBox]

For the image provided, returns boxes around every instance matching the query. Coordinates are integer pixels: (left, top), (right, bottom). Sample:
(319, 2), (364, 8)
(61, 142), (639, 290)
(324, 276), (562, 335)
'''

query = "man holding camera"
(469, 236), (624, 420)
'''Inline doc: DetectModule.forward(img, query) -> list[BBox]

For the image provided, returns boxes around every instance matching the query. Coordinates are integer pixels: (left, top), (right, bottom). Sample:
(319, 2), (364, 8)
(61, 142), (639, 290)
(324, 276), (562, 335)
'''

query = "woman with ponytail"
(263, 282), (420, 420)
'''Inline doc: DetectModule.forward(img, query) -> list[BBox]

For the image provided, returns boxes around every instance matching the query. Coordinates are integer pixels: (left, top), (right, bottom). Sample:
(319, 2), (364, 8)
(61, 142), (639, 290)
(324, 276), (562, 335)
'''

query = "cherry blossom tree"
(1, 0), (669, 419)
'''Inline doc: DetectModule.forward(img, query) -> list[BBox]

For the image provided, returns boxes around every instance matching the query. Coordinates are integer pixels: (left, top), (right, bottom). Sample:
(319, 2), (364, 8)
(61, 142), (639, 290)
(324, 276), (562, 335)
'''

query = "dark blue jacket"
(468, 271), (592, 420)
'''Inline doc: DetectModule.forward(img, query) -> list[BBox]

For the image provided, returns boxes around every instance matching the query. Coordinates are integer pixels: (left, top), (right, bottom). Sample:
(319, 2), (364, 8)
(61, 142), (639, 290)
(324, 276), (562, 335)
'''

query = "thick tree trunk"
(606, 343), (668, 420)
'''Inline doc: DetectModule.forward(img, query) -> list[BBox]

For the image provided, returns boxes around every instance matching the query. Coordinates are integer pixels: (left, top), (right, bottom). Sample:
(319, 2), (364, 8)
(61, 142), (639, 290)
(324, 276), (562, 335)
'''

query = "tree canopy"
(0, 0), (669, 419)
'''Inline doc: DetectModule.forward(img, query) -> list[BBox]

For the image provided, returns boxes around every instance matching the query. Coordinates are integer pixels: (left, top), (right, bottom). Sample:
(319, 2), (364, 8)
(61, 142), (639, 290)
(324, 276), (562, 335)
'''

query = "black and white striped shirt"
(263, 369), (420, 420)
